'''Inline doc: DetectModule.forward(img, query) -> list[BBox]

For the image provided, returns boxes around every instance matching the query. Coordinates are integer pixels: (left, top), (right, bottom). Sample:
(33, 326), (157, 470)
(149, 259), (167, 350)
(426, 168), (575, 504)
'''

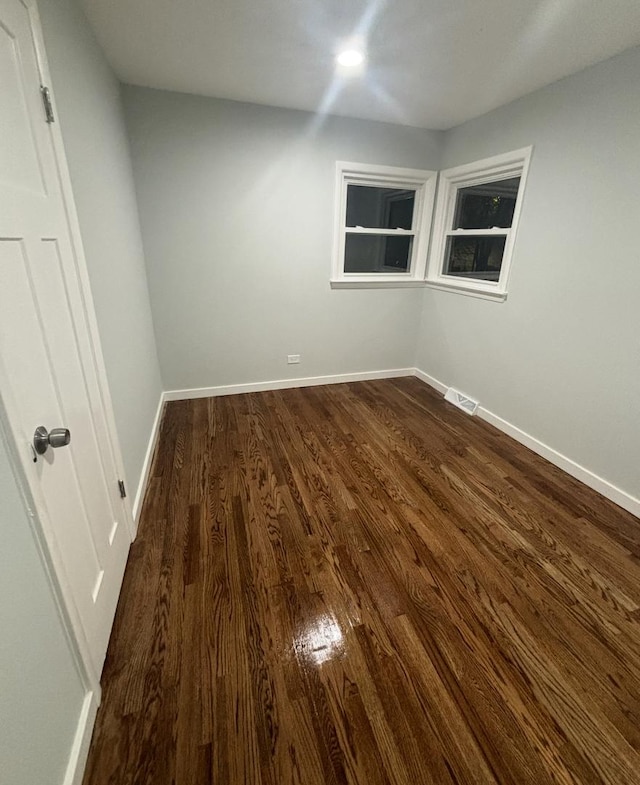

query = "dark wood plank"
(83, 378), (640, 785)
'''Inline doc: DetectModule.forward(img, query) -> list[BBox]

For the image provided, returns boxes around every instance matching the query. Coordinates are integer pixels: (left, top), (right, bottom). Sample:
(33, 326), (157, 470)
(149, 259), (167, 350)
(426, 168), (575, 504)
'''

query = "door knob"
(33, 425), (71, 455)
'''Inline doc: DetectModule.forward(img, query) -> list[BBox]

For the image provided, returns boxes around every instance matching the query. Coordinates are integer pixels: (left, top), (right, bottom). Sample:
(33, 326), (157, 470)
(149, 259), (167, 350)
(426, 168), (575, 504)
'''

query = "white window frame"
(331, 161), (437, 288)
(426, 147), (533, 301)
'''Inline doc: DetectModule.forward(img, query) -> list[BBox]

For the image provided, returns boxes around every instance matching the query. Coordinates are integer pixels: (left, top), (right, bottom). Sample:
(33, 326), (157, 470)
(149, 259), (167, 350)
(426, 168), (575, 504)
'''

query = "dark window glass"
(453, 177), (520, 230)
(443, 235), (506, 281)
(346, 186), (415, 229)
(344, 234), (412, 273)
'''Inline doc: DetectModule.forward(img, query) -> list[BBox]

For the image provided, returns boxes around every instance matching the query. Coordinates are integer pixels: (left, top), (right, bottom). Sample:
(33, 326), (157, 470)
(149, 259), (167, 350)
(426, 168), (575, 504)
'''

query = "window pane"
(453, 177), (520, 230)
(346, 186), (415, 229)
(344, 234), (413, 273)
(443, 235), (506, 281)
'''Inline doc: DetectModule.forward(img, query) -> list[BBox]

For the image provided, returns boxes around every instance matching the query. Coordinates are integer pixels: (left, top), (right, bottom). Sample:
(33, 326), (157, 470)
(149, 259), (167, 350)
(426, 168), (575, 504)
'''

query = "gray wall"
(39, 0), (163, 493)
(0, 427), (85, 785)
(416, 46), (640, 499)
(122, 86), (442, 390)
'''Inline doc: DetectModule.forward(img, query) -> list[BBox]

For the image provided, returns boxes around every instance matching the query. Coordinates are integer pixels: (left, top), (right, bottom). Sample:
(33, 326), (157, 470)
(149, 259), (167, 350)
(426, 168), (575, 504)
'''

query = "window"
(427, 147), (532, 300)
(331, 150), (531, 296)
(331, 162), (437, 287)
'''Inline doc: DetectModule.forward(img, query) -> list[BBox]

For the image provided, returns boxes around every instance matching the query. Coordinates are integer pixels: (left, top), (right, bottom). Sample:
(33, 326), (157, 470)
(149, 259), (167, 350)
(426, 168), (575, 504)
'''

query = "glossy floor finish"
(84, 378), (640, 785)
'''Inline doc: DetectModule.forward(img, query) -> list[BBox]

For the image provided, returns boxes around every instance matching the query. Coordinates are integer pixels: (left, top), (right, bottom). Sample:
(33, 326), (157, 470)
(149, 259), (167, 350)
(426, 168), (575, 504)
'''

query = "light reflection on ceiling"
(82, 0), (640, 129)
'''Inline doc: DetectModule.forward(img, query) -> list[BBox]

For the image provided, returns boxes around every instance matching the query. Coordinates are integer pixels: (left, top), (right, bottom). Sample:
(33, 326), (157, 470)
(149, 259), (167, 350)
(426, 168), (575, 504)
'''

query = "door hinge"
(40, 85), (55, 124)
(118, 480), (127, 499)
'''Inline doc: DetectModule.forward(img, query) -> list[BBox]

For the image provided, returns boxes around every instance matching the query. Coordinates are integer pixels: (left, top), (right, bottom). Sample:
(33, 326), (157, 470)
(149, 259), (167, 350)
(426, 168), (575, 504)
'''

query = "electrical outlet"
(287, 354), (301, 364)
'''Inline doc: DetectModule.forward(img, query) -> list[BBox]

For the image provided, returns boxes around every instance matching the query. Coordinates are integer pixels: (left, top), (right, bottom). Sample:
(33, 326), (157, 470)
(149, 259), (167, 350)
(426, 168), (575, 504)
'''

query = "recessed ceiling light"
(336, 49), (364, 68)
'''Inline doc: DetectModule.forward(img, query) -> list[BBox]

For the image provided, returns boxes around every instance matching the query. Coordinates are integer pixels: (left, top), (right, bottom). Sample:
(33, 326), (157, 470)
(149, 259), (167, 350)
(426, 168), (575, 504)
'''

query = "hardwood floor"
(83, 377), (640, 785)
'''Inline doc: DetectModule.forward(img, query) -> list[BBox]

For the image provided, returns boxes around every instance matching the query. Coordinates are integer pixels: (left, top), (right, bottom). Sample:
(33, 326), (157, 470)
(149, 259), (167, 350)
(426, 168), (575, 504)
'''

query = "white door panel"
(0, 7), (47, 196)
(0, 0), (131, 677)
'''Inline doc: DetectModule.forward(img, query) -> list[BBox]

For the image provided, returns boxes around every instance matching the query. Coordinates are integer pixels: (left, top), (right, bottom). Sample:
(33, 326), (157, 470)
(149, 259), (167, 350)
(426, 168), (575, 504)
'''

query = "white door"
(0, 0), (132, 680)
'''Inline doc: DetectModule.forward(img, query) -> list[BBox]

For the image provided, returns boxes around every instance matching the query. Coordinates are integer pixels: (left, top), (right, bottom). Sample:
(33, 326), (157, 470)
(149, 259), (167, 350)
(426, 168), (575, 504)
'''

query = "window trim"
(331, 161), (437, 288)
(426, 147), (533, 300)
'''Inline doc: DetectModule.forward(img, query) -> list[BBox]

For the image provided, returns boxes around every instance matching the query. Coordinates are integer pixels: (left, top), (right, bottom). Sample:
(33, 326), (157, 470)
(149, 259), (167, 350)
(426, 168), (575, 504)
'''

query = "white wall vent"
(444, 387), (479, 416)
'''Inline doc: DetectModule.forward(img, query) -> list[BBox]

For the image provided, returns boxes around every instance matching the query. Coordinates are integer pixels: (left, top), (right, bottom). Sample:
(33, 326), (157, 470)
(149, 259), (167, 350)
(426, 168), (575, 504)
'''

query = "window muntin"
(427, 148), (532, 299)
(332, 162), (437, 286)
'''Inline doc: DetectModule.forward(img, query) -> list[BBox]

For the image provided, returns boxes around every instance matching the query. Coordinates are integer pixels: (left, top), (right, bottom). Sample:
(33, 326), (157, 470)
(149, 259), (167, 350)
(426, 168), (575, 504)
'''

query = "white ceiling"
(80, 0), (640, 130)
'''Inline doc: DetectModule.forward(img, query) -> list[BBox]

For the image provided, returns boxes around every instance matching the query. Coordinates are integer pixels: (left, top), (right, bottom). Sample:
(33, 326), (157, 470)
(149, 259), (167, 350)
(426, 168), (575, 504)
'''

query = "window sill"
(424, 279), (508, 302)
(330, 278), (427, 289)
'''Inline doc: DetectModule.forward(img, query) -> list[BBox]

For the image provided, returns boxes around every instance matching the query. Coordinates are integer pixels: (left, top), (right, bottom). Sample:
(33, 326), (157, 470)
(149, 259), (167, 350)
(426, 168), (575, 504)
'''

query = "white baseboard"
(63, 690), (98, 785)
(477, 407), (640, 518)
(413, 367), (448, 395)
(132, 393), (165, 524)
(163, 368), (415, 402)
(413, 368), (640, 519)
